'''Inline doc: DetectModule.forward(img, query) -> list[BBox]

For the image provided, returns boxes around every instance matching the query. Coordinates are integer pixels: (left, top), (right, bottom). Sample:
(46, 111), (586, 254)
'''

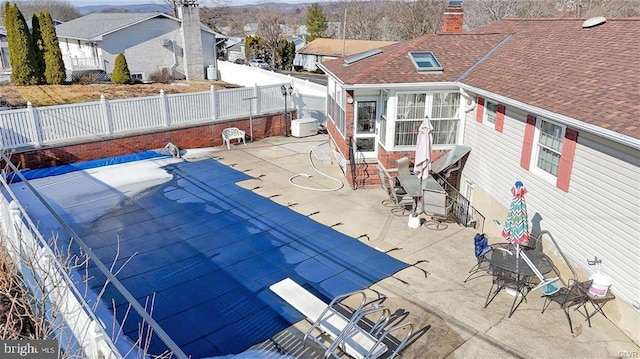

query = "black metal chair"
(464, 233), (493, 282)
(541, 279), (589, 334)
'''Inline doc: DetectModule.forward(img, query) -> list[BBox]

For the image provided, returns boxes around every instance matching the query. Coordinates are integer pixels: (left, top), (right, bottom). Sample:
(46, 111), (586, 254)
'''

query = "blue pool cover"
(30, 156), (408, 358)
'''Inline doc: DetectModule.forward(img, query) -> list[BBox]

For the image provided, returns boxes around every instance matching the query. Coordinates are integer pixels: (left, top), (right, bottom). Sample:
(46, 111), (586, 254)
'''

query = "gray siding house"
(55, 6), (224, 81)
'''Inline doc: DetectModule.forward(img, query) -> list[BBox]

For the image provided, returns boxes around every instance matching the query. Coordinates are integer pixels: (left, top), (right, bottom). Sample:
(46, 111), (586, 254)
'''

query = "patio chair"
(541, 278), (589, 334)
(222, 127), (246, 149)
(270, 278), (390, 359)
(377, 166), (414, 215)
(464, 233), (492, 282)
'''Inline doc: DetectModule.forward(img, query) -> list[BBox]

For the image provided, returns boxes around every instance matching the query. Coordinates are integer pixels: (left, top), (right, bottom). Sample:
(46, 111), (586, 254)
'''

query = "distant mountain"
(76, 4), (173, 16)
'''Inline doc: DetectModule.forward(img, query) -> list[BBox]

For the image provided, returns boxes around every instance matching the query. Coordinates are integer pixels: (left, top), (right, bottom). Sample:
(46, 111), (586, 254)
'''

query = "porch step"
(310, 144), (331, 165)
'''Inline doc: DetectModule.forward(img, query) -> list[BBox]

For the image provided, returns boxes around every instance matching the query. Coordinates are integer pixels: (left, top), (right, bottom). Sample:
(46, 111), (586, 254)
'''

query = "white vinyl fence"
(0, 172), (121, 359)
(0, 83), (326, 150)
(0, 155), (191, 359)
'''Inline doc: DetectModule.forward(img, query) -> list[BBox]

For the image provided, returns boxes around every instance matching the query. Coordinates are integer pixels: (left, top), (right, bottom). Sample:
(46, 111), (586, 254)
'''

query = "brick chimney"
(442, 0), (464, 34)
(179, 1), (204, 81)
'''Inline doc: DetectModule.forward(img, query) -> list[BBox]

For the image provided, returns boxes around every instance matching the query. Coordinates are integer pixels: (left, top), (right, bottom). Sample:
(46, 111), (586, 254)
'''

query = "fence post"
(100, 95), (113, 135)
(292, 89), (300, 120)
(159, 90), (171, 126)
(254, 83), (261, 116)
(210, 85), (217, 121)
(26, 102), (42, 148)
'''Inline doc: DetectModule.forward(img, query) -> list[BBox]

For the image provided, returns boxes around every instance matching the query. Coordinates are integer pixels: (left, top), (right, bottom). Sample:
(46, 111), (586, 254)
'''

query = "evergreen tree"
(305, 3), (328, 42)
(31, 13), (46, 84)
(5, 3), (39, 85)
(39, 11), (66, 84)
(275, 39), (296, 71)
(111, 53), (131, 84)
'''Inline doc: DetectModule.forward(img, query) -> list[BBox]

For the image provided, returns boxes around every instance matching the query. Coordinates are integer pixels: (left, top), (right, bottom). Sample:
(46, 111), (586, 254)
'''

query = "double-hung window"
(534, 118), (564, 177)
(484, 100), (498, 127)
(395, 93), (426, 146)
(431, 92), (459, 144)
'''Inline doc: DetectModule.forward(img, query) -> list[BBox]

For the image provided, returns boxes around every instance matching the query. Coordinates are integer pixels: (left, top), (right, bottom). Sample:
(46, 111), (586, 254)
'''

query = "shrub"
(149, 68), (174, 84)
(40, 11), (66, 85)
(74, 72), (100, 85)
(111, 53), (131, 84)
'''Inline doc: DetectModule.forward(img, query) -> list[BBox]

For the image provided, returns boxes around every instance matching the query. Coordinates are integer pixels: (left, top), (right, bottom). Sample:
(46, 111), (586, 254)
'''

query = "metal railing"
(0, 151), (187, 359)
(434, 173), (485, 233)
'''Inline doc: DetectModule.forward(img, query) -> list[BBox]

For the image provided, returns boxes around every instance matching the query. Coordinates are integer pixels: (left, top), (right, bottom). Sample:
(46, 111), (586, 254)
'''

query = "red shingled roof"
(321, 18), (640, 140)
(322, 33), (509, 84)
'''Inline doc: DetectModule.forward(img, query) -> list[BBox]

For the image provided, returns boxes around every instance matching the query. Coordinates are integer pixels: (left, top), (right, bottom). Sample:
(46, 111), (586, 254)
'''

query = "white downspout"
(460, 88), (476, 113)
(170, 40), (178, 77)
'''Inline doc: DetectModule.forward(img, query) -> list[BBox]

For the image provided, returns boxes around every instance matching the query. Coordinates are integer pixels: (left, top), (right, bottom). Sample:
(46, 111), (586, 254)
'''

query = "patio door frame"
(353, 97), (379, 159)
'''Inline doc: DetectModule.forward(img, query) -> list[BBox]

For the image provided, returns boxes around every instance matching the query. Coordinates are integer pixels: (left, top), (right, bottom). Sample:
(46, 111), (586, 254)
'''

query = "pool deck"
(206, 134), (639, 359)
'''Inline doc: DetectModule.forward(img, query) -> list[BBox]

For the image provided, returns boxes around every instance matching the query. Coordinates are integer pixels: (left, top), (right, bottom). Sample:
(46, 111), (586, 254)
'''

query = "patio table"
(484, 243), (554, 317)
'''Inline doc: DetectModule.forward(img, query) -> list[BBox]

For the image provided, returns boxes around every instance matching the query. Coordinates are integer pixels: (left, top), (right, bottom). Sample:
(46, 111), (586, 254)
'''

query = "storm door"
(354, 99), (378, 158)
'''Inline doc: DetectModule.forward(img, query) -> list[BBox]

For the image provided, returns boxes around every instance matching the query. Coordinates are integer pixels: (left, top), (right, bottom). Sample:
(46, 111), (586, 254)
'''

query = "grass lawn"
(0, 80), (238, 107)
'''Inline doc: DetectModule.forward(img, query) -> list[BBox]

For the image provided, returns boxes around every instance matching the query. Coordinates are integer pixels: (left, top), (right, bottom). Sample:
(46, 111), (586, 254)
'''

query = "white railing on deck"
(63, 56), (104, 71)
(0, 83), (321, 150)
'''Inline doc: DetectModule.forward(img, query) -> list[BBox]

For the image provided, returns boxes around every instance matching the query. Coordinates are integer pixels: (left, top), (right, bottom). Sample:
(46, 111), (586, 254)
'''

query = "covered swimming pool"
(9, 151), (408, 358)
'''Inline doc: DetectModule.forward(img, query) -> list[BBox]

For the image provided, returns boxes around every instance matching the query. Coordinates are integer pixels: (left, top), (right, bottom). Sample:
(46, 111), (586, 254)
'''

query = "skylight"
(409, 52), (443, 72)
(344, 48), (382, 64)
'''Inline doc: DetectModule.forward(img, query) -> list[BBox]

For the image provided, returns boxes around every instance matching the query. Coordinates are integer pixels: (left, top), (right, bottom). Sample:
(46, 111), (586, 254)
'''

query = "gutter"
(459, 83), (640, 151)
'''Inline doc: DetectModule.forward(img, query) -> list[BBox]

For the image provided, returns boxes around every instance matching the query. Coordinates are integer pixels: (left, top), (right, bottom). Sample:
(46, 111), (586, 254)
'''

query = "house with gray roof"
(319, 3), (640, 344)
(55, 5), (225, 81)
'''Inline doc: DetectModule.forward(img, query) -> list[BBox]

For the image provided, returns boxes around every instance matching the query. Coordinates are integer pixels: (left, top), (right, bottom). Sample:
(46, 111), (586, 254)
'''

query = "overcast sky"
(67, 0), (330, 6)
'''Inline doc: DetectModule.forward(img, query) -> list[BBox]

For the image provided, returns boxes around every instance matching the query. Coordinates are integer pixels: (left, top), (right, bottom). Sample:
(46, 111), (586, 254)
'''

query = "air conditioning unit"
(291, 118), (318, 138)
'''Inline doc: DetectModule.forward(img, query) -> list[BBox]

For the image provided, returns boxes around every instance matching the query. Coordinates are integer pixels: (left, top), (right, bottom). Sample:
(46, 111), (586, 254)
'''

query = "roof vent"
(582, 16), (606, 29)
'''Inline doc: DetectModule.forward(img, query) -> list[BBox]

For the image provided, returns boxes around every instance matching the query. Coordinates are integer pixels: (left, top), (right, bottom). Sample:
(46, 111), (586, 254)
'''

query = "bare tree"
(0, 0), (80, 24)
(337, 1), (386, 41)
(387, 0), (446, 40)
(257, 6), (284, 66)
(163, 0), (229, 18)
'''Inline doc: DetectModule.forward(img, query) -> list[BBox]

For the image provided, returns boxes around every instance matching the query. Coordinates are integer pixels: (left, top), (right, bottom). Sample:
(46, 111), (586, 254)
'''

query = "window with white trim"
(483, 99), (497, 126)
(327, 78), (345, 135)
(431, 92), (459, 144)
(394, 92), (460, 147)
(534, 118), (564, 177)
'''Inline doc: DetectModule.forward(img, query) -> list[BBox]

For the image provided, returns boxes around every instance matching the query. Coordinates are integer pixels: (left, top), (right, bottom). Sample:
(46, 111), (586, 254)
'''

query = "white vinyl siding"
(462, 106), (640, 306)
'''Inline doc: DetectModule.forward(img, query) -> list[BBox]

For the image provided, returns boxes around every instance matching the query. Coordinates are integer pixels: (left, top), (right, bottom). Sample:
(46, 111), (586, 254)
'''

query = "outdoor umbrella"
(407, 117), (433, 225)
(501, 181), (559, 294)
(413, 117), (434, 180)
(501, 181), (529, 245)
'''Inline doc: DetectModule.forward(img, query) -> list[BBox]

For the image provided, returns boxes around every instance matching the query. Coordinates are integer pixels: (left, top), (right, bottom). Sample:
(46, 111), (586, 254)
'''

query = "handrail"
(534, 230), (577, 286)
(0, 152), (188, 359)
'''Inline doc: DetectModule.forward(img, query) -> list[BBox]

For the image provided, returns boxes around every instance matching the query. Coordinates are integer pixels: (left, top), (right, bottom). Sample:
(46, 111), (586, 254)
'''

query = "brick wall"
(9, 113), (291, 170)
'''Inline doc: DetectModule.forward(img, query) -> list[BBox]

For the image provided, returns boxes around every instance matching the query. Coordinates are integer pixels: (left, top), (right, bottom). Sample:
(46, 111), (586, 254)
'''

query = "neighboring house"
(279, 24), (295, 37)
(55, 4), (225, 81)
(294, 38), (396, 72)
(0, 27), (9, 72)
(297, 24), (307, 41)
(319, 4), (640, 344)
(285, 36), (306, 52)
(244, 23), (258, 37)
(225, 36), (245, 64)
(0, 27), (9, 83)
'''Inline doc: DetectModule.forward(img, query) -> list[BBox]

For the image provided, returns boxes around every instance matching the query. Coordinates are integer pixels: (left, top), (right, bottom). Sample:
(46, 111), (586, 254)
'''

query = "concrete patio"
(206, 133), (639, 359)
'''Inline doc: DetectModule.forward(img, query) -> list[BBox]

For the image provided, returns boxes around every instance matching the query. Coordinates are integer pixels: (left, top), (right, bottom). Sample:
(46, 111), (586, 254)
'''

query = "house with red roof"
(319, 3), (639, 343)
